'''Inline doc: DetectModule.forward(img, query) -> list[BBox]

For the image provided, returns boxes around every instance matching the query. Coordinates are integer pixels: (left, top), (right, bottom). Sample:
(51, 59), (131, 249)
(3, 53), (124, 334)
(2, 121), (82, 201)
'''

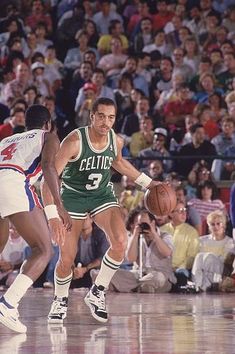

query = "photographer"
(109, 208), (176, 293)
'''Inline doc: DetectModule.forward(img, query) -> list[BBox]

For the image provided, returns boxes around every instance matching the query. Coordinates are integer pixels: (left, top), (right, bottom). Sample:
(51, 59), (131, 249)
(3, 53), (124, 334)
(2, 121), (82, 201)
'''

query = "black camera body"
(139, 222), (150, 233)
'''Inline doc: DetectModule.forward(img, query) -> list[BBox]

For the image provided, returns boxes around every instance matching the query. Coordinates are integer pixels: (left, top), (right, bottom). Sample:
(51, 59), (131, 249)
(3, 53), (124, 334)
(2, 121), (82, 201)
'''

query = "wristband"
(44, 204), (59, 220)
(134, 173), (152, 188)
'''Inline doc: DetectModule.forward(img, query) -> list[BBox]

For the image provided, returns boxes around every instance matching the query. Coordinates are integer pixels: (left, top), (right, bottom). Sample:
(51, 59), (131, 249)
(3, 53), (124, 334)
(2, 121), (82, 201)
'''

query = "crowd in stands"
(1, 0), (235, 293)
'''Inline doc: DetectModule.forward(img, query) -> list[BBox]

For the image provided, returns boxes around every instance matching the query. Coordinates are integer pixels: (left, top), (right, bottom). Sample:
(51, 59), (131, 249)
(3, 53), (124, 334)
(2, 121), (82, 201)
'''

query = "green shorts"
(61, 183), (119, 219)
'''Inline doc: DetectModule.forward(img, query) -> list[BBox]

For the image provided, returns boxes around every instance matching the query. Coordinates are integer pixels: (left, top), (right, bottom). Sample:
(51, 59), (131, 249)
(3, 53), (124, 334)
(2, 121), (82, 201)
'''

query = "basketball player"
(0, 105), (71, 333)
(41, 97), (159, 324)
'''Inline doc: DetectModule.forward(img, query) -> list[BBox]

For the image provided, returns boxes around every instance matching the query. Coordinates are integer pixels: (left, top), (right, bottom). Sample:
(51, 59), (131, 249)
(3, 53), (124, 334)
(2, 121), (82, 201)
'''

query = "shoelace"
(93, 289), (106, 311)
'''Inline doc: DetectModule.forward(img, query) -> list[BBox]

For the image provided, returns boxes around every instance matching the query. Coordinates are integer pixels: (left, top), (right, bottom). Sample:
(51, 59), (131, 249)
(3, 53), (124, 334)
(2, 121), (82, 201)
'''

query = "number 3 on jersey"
(1, 143), (17, 161)
(86, 173), (102, 190)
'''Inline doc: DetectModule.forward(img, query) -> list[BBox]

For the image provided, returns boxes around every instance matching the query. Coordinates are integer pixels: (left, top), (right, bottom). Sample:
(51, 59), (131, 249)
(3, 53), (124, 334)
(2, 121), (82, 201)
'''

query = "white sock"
(95, 251), (123, 289)
(3, 273), (33, 307)
(54, 272), (73, 298)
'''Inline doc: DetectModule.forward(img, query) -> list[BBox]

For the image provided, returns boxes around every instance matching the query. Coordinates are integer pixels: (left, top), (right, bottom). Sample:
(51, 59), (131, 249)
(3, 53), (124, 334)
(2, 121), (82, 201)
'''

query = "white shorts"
(0, 169), (42, 218)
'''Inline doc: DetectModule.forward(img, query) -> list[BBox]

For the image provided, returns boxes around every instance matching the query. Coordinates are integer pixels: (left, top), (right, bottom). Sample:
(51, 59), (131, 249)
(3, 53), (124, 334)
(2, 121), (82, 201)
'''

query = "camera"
(139, 222), (150, 233)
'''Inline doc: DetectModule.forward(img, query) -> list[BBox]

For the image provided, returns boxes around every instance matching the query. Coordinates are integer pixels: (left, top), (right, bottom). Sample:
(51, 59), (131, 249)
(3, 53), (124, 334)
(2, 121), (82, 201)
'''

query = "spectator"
(25, 0), (52, 33)
(97, 19), (128, 56)
(143, 30), (170, 56)
(31, 61), (53, 97)
(217, 52), (235, 92)
(23, 85), (38, 106)
(160, 201), (199, 291)
(172, 47), (193, 81)
(3, 62), (31, 106)
(82, 19), (99, 49)
(130, 116), (154, 158)
(182, 35), (201, 76)
(175, 185), (202, 235)
(0, 107), (25, 141)
(133, 17), (154, 54)
(192, 210), (235, 292)
(92, 0), (123, 35)
(75, 68), (114, 113)
(98, 37), (127, 78)
(120, 96), (150, 143)
(71, 217), (109, 289)
(109, 208), (176, 293)
(176, 123), (217, 178)
(187, 160), (215, 199)
(138, 127), (172, 172)
(119, 176), (144, 214)
(150, 56), (173, 104)
(75, 82), (97, 128)
(195, 72), (224, 104)
(190, 181), (225, 233)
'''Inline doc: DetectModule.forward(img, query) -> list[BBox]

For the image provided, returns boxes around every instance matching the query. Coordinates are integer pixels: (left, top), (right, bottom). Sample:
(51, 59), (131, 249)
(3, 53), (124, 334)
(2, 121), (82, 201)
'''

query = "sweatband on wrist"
(44, 204), (59, 220)
(134, 173), (152, 188)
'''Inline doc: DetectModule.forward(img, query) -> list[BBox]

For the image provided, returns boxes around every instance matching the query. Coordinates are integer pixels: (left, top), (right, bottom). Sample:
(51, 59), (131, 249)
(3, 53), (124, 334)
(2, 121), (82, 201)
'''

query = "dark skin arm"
(41, 132), (72, 231)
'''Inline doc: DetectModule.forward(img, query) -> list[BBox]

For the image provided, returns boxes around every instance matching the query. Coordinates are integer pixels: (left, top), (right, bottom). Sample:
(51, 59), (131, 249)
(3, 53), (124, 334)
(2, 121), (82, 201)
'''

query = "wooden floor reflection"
(0, 288), (235, 354)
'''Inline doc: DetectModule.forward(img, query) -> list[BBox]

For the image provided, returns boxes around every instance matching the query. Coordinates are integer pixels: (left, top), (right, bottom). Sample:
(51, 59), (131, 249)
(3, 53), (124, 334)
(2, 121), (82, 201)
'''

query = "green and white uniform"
(61, 126), (119, 219)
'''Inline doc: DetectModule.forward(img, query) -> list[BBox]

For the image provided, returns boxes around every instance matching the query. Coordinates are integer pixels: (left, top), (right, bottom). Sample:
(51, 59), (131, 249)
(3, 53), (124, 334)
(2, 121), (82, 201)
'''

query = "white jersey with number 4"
(0, 129), (45, 181)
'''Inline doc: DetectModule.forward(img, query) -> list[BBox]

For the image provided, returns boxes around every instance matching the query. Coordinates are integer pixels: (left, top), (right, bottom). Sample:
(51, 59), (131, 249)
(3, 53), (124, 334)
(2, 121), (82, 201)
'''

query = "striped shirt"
(190, 198), (225, 221)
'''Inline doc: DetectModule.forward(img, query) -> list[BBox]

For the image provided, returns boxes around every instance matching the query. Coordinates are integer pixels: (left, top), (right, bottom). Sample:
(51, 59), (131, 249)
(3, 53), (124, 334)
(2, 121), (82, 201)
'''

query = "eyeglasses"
(200, 170), (210, 175)
(209, 222), (223, 227)
(173, 207), (187, 213)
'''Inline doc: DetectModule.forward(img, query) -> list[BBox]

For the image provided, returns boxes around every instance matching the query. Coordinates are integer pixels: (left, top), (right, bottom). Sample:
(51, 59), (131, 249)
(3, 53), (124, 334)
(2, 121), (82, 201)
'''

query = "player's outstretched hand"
(148, 180), (170, 189)
(56, 205), (72, 231)
(49, 218), (66, 246)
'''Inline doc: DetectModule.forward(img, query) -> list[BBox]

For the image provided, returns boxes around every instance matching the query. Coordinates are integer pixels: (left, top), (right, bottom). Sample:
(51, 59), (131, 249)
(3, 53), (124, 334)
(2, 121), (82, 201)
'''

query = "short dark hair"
(25, 104), (51, 129)
(190, 123), (204, 134)
(196, 181), (218, 200)
(91, 98), (117, 114)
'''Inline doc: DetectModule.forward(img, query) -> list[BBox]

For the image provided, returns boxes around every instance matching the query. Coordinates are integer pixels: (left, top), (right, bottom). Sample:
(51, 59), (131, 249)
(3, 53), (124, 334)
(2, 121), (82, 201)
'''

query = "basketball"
(144, 183), (177, 216)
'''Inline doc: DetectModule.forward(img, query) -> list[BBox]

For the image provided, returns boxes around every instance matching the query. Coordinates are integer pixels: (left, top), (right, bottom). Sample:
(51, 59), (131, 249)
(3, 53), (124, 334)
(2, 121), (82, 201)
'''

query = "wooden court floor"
(0, 288), (235, 354)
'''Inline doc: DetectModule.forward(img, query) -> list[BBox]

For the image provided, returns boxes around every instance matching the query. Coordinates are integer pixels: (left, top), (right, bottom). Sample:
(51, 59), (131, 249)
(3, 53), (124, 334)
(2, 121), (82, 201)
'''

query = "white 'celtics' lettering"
(86, 173), (102, 190)
(79, 155), (113, 171)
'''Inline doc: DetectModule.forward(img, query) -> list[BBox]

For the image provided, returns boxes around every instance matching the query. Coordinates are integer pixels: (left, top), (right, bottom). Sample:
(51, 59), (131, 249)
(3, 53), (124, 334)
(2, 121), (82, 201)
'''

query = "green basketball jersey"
(61, 126), (118, 197)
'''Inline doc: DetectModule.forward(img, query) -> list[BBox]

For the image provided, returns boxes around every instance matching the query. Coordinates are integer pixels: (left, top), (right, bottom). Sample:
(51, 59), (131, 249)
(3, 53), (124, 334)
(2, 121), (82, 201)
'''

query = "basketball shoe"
(84, 284), (108, 323)
(0, 297), (27, 333)
(48, 296), (68, 323)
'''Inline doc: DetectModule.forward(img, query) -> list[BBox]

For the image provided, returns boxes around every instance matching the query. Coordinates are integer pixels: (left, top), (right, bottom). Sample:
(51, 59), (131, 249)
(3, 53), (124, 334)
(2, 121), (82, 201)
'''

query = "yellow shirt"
(160, 222), (199, 269)
(130, 131), (154, 158)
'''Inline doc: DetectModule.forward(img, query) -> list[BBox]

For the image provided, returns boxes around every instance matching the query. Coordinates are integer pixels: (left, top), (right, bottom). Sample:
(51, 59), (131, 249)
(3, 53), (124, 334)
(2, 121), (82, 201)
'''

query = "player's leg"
(85, 207), (127, 322)
(48, 218), (84, 323)
(0, 217), (9, 253)
(0, 208), (53, 333)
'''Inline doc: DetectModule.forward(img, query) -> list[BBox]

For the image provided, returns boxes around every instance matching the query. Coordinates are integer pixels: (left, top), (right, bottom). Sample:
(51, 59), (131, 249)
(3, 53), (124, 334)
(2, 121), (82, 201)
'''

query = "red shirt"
(0, 123), (13, 141)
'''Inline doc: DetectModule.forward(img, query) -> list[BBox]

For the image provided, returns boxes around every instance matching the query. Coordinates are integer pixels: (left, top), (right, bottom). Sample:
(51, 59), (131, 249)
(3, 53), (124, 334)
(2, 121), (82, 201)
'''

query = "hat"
(83, 82), (97, 92)
(31, 61), (45, 71)
(154, 127), (167, 137)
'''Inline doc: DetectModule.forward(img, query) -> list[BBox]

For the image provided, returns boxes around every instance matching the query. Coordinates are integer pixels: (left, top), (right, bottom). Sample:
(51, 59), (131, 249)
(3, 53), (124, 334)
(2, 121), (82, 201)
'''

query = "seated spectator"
(208, 92), (227, 123)
(175, 185), (202, 235)
(23, 85), (38, 106)
(97, 36), (127, 78)
(31, 61), (53, 97)
(34, 21), (53, 56)
(75, 82), (97, 127)
(182, 35), (200, 76)
(217, 52), (235, 92)
(192, 210), (235, 292)
(64, 30), (98, 71)
(119, 176), (144, 214)
(71, 217), (109, 289)
(143, 30), (170, 56)
(130, 116), (154, 158)
(211, 116), (235, 180)
(190, 181), (225, 233)
(75, 68), (114, 114)
(187, 160), (215, 199)
(25, 0), (52, 33)
(143, 160), (165, 181)
(97, 19), (128, 56)
(0, 224), (27, 288)
(209, 48), (226, 75)
(3, 62), (31, 106)
(82, 19), (99, 49)
(194, 72), (224, 104)
(172, 46), (193, 81)
(193, 103), (220, 140)
(109, 208), (176, 293)
(160, 202), (199, 291)
(92, 0), (123, 35)
(138, 128), (172, 172)
(133, 17), (154, 54)
(163, 82), (196, 128)
(120, 96), (150, 145)
(176, 123), (217, 178)
(0, 107), (25, 141)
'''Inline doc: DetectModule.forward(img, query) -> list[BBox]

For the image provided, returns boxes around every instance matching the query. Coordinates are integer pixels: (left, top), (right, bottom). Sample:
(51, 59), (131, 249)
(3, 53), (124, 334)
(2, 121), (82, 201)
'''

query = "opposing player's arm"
(112, 134), (158, 188)
(41, 131), (80, 204)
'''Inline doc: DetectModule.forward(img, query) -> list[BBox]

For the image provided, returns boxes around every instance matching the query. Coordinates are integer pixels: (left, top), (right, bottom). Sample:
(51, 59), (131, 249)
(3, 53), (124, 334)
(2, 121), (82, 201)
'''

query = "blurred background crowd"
(1, 0), (235, 294)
